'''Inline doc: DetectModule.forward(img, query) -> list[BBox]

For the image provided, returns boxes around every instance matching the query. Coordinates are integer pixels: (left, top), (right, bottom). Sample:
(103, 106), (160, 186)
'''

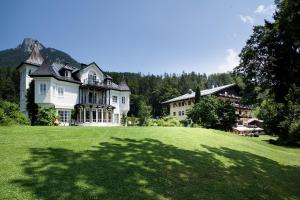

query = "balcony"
(83, 78), (106, 87)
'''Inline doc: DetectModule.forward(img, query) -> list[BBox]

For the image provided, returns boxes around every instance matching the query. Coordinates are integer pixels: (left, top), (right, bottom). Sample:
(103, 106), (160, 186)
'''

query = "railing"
(83, 78), (106, 87)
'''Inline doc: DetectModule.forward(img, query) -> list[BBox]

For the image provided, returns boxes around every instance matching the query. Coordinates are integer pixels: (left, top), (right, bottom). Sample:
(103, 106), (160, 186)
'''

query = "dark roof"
(118, 81), (130, 91)
(162, 84), (236, 103)
(30, 62), (81, 84)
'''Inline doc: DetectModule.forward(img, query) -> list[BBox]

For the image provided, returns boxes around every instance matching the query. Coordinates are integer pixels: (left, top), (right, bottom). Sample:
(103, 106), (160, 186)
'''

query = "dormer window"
(65, 70), (71, 77)
(88, 71), (97, 84)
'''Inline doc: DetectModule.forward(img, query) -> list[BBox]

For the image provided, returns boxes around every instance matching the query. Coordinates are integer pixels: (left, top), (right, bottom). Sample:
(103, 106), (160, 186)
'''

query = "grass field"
(0, 126), (299, 200)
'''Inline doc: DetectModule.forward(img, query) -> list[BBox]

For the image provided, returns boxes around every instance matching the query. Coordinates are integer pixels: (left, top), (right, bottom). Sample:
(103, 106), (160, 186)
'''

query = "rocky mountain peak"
(17, 38), (44, 52)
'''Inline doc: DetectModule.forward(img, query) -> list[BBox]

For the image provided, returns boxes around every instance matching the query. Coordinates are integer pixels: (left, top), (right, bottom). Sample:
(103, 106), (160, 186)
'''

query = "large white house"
(18, 44), (130, 126)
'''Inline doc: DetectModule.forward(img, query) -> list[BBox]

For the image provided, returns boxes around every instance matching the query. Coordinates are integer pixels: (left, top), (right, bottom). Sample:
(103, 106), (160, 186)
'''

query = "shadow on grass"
(13, 138), (300, 200)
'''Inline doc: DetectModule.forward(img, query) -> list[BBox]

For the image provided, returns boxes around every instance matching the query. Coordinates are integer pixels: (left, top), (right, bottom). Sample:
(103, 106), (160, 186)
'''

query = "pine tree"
(194, 86), (201, 104)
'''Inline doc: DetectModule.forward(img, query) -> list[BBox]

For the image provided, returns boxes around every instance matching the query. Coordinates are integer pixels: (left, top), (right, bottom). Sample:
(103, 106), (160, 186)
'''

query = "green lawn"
(0, 126), (299, 200)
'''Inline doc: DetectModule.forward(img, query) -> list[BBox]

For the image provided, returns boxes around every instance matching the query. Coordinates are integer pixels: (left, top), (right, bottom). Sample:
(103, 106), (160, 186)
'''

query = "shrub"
(187, 96), (236, 131)
(145, 116), (182, 127)
(0, 99), (30, 126)
(127, 117), (139, 126)
(35, 107), (58, 126)
(137, 101), (152, 126)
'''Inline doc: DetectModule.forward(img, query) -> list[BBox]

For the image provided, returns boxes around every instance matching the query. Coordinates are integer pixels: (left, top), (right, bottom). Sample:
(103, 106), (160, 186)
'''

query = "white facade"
(18, 47), (130, 126)
(19, 64), (39, 115)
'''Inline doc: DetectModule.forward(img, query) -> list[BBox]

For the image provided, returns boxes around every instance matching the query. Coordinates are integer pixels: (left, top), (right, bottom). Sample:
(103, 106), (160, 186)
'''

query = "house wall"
(34, 77), (79, 109)
(76, 63), (105, 83)
(18, 64), (39, 115)
(169, 99), (194, 121)
(110, 89), (130, 118)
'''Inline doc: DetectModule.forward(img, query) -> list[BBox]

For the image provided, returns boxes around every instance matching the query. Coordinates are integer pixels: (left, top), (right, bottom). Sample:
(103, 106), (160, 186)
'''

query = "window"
(88, 71), (97, 84)
(58, 110), (71, 123)
(173, 103), (177, 108)
(108, 111), (112, 122)
(182, 111), (185, 116)
(98, 110), (102, 122)
(188, 100), (191, 105)
(58, 87), (64, 97)
(65, 70), (71, 77)
(40, 83), (46, 95)
(89, 92), (93, 103)
(86, 110), (90, 122)
(53, 86), (56, 95)
(173, 112), (176, 116)
(179, 111), (181, 116)
(122, 96), (125, 104)
(92, 110), (97, 122)
(28, 69), (32, 75)
(114, 114), (119, 123)
(112, 96), (117, 103)
(103, 110), (107, 122)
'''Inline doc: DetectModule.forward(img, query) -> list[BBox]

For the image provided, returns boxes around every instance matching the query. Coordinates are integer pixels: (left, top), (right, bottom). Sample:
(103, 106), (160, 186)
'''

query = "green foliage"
(234, 0), (300, 144)
(187, 96), (236, 131)
(0, 67), (19, 103)
(0, 99), (29, 126)
(194, 86), (201, 104)
(35, 107), (58, 126)
(257, 87), (300, 144)
(152, 116), (182, 127)
(107, 72), (234, 118)
(137, 100), (152, 126)
(127, 117), (139, 126)
(217, 100), (237, 130)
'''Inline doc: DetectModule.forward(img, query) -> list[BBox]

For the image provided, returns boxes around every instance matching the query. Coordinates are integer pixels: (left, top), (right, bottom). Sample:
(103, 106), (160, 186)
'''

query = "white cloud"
(218, 49), (239, 72)
(239, 15), (254, 24)
(254, 4), (276, 16)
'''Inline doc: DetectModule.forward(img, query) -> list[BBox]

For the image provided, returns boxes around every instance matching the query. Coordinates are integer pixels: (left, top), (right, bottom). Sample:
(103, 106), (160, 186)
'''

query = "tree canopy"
(235, 0), (300, 144)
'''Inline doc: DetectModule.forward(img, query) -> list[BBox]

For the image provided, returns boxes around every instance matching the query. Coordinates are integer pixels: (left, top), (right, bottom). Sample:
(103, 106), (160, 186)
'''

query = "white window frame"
(58, 86), (64, 97)
(122, 96), (126, 104)
(39, 83), (47, 95)
(114, 114), (119, 123)
(58, 109), (71, 123)
(112, 96), (117, 103)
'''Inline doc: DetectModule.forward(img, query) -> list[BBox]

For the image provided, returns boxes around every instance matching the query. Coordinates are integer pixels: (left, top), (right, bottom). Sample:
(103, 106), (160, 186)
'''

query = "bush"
(127, 117), (140, 126)
(35, 107), (58, 126)
(0, 99), (30, 126)
(145, 116), (182, 127)
(258, 86), (300, 145)
(187, 96), (236, 131)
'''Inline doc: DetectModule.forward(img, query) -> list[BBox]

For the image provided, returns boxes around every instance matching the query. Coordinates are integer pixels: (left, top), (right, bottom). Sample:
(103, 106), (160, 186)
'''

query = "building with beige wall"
(163, 84), (252, 123)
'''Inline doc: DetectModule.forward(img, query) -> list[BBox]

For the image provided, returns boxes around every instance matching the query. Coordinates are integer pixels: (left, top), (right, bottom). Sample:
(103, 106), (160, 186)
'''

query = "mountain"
(0, 38), (80, 69)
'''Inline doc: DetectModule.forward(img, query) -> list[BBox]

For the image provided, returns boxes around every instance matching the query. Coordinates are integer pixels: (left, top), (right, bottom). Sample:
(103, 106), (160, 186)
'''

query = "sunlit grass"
(0, 126), (299, 199)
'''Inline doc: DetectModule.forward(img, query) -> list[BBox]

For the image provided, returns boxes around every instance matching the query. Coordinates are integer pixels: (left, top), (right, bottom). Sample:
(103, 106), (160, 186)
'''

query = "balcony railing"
(83, 78), (106, 87)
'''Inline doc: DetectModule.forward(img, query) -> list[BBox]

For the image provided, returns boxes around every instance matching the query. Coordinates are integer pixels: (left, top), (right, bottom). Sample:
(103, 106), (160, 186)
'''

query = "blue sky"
(0, 0), (275, 74)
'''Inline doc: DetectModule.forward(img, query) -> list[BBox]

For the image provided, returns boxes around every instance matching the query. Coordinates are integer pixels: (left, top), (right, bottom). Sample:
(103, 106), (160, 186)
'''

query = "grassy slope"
(0, 126), (299, 200)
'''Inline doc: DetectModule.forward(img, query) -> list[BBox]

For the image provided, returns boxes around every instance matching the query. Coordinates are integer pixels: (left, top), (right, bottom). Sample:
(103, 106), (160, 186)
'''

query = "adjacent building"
(18, 44), (130, 126)
(162, 84), (252, 123)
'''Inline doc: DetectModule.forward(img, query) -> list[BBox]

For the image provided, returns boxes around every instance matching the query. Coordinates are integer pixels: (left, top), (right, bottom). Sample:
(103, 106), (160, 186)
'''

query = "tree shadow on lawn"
(13, 138), (300, 200)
